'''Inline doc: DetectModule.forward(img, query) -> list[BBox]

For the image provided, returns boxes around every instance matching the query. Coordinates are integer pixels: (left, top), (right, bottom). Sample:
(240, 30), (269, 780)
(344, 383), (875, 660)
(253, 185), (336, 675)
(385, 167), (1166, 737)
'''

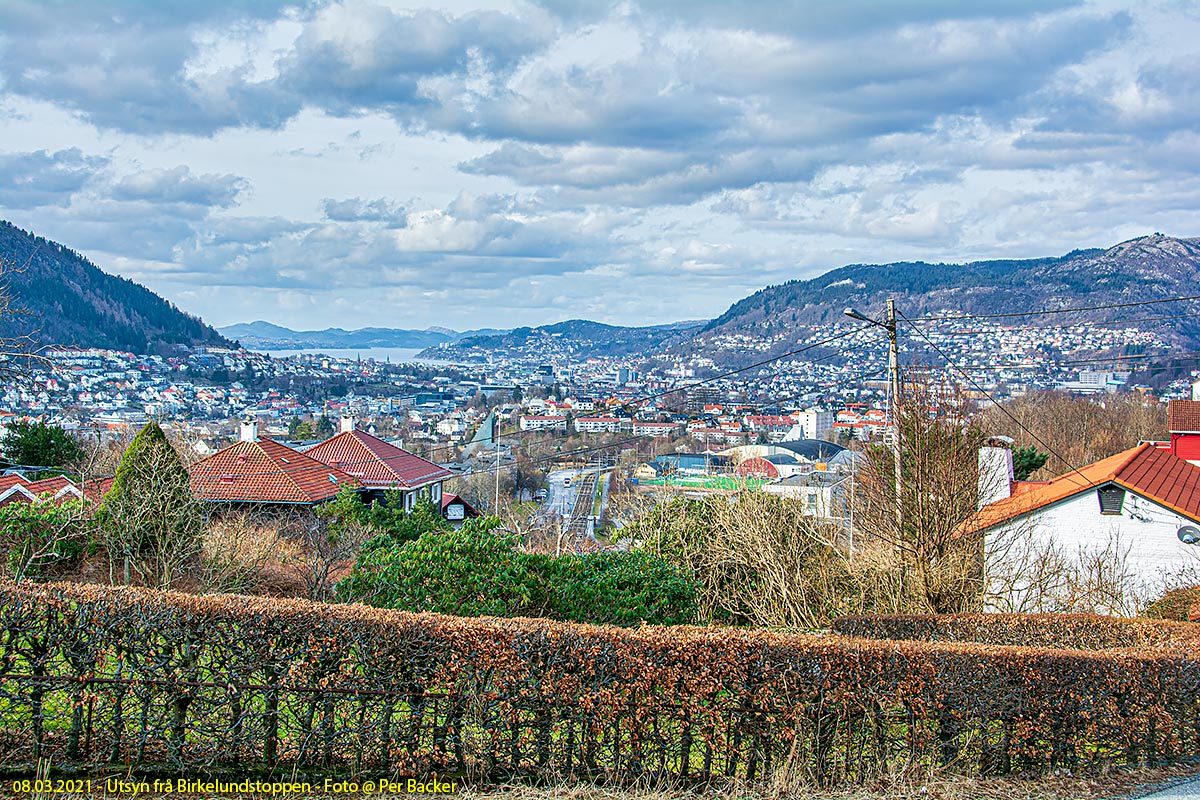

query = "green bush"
(0, 498), (89, 581)
(337, 520), (537, 617)
(319, 486), (450, 551)
(542, 549), (697, 626)
(338, 522), (697, 626)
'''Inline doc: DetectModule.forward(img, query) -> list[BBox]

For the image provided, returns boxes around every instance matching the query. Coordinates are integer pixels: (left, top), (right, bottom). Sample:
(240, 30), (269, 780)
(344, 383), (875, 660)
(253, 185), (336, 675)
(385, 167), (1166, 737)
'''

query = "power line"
(897, 310), (1097, 489)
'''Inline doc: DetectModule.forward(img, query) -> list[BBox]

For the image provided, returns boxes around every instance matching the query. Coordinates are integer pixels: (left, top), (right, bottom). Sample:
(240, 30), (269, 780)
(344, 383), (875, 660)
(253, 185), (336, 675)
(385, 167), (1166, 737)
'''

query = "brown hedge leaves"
(0, 582), (1196, 786)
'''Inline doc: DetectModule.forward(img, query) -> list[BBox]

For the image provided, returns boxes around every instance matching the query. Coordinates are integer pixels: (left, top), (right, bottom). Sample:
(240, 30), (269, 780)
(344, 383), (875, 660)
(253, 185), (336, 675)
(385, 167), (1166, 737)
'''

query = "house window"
(1097, 486), (1125, 515)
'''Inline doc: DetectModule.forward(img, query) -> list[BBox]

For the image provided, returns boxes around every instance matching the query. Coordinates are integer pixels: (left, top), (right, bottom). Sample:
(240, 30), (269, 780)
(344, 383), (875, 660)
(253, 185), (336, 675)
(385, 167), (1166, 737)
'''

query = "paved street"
(1136, 777), (1200, 799)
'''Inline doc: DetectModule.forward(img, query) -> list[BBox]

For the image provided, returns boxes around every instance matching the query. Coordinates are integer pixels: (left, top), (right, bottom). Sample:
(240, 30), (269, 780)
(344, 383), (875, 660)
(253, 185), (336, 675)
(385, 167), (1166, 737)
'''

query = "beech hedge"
(0, 582), (1197, 785)
(832, 613), (1200, 651)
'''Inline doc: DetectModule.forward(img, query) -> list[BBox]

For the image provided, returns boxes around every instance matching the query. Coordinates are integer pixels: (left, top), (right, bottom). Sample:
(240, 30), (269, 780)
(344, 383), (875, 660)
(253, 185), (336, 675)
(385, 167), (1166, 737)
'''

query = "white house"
(519, 415), (567, 432)
(968, 442), (1200, 614)
(574, 416), (621, 434)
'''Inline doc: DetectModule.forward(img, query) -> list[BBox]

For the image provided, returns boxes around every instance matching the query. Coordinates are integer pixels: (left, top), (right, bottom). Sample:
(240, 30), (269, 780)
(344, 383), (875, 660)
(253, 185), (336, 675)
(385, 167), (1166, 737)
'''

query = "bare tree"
(198, 509), (285, 595)
(279, 507), (374, 601)
(850, 382), (990, 614)
(983, 392), (1167, 480)
(0, 251), (51, 384)
(638, 491), (859, 629)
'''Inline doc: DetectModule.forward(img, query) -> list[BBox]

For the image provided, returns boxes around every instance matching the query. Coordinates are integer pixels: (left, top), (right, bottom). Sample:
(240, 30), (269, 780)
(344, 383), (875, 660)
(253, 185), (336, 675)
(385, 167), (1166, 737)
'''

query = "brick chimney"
(239, 416), (258, 443)
(340, 414), (355, 434)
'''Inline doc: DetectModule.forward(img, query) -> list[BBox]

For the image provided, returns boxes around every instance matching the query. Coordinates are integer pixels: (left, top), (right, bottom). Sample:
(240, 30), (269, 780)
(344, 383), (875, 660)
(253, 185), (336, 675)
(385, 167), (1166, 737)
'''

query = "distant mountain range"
(691, 233), (1200, 359)
(217, 320), (507, 350)
(6, 219), (1198, 365)
(0, 221), (230, 354)
(419, 319), (707, 360)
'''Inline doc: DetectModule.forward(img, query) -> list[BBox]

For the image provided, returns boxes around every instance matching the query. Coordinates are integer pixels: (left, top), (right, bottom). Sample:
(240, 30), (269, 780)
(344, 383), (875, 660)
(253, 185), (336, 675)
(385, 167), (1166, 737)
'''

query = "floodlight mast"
(844, 301), (903, 538)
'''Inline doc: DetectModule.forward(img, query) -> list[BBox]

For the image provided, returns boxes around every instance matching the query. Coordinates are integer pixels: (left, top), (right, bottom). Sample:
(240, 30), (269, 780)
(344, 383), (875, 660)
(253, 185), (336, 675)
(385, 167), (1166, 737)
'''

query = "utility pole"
(844, 300), (905, 585)
(493, 413), (500, 514)
(885, 298), (902, 534)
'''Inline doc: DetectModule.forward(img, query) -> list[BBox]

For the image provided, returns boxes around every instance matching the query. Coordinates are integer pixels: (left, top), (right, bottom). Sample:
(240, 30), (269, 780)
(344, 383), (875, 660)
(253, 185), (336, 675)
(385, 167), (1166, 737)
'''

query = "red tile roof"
(25, 476), (76, 495)
(304, 429), (451, 490)
(190, 438), (360, 504)
(967, 443), (1200, 533)
(1168, 400), (1200, 433)
(0, 475), (28, 492)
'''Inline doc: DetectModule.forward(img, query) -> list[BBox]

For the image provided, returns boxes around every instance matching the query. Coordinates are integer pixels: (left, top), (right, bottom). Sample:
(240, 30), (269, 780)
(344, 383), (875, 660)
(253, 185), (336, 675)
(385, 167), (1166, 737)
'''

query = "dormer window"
(1098, 485), (1125, 515)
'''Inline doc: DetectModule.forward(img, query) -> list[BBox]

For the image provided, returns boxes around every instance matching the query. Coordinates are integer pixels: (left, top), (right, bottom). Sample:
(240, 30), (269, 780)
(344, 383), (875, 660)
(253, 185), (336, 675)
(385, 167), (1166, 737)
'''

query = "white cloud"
(0, 0), (1196, 331)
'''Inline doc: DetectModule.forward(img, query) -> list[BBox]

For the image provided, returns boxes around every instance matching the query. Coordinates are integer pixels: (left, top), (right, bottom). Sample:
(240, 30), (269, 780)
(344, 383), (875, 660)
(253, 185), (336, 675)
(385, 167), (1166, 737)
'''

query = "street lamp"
(844, 301), (903, 536)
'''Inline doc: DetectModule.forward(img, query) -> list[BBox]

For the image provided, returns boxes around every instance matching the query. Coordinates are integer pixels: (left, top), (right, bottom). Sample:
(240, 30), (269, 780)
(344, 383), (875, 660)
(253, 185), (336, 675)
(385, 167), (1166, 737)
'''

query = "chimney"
(240, 416), (258, 443)
(978, 437), (1014, 509)
(340, 414), (355, 434)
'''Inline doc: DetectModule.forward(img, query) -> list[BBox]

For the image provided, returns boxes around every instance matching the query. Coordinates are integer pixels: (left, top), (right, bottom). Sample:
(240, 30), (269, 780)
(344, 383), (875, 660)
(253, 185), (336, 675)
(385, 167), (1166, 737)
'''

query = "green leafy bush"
(0, 498), (89, 581)
(541, 549), (697, 626)
(338, 522), (697, 626)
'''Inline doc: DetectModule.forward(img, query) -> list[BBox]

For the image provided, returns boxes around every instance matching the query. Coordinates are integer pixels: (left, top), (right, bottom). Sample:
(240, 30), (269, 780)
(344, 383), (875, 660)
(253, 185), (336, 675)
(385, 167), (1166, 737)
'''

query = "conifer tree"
(97, 422), (204, 588)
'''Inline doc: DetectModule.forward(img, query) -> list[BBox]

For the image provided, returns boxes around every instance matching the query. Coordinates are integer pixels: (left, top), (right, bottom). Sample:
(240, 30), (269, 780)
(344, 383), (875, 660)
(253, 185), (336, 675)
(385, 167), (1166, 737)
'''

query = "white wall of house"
(984, 487), (1200, 614)
(763, 480), (847, 521)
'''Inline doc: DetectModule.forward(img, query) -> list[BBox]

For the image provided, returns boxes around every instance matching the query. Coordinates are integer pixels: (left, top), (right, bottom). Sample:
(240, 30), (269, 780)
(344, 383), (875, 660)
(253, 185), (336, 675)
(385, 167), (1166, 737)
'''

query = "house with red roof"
(440, 493), (480, 529)
(190, 419), (361, 507)
(304, 416), (451, 511)
(967, 440), (1200, 613)
(0, 473), (86, 507)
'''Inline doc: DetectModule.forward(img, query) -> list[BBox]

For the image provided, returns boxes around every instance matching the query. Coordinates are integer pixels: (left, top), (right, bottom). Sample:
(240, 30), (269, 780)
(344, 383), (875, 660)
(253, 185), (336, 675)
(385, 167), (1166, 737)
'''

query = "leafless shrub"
(277, 508), (373, 601)
(198, 509), (285, 595)
(850, 382), (990, 613)
(985, 529), (1148, 615)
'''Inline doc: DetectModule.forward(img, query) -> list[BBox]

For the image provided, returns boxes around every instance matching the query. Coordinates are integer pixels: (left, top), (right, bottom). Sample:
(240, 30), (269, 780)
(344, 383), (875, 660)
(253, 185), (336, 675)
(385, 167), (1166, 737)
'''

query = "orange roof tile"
(304, 429), (450, 490)
(967, 443), (1200, 533)
(0, 475), (28, 492)
(190, 438), (360, 505)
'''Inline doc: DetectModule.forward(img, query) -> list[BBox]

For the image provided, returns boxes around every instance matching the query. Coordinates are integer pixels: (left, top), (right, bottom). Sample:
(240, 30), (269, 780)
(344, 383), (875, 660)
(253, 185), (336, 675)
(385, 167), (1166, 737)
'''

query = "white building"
(574, 416), (621, 434)
(784, 409), (834, 441)
(969, 443), (1200, 615)
(519, 415), (567, 432)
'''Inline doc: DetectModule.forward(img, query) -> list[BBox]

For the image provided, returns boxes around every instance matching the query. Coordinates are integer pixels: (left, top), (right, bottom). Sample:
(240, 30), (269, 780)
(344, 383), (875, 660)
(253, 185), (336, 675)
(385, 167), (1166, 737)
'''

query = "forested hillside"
(0, 221), (230, 353)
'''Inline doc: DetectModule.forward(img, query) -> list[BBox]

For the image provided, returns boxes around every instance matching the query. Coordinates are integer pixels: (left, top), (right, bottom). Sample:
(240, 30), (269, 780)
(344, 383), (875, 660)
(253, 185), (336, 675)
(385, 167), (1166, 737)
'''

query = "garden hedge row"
(832, 613), (1200, 651)
(0, 582), (1197, 786)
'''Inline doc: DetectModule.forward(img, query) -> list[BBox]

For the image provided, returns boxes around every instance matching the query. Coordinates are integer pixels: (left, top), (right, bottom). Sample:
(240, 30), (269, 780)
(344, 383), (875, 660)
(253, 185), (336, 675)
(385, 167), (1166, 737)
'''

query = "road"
(1136, 777), (1200, 799)
(538, 467), (614, 546)
(538, 469), (579, 526)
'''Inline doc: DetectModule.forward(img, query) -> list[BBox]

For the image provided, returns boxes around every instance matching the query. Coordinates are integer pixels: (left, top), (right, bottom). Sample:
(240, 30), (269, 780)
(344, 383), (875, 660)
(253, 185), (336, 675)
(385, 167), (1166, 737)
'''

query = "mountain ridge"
(218, 321), (509, 350)
(0, 220), (231, 354)
(691, 233), (1200, 359)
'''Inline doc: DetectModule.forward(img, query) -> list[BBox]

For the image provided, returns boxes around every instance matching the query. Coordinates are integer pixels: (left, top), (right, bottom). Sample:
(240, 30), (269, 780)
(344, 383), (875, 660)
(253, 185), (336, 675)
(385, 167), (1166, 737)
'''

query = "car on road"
(563, 477), (572, 487)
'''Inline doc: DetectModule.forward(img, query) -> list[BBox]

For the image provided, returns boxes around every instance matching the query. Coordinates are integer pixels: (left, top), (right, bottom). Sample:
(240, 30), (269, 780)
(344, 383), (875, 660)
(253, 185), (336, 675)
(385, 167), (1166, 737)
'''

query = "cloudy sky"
(1, 1), (1198, 332)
